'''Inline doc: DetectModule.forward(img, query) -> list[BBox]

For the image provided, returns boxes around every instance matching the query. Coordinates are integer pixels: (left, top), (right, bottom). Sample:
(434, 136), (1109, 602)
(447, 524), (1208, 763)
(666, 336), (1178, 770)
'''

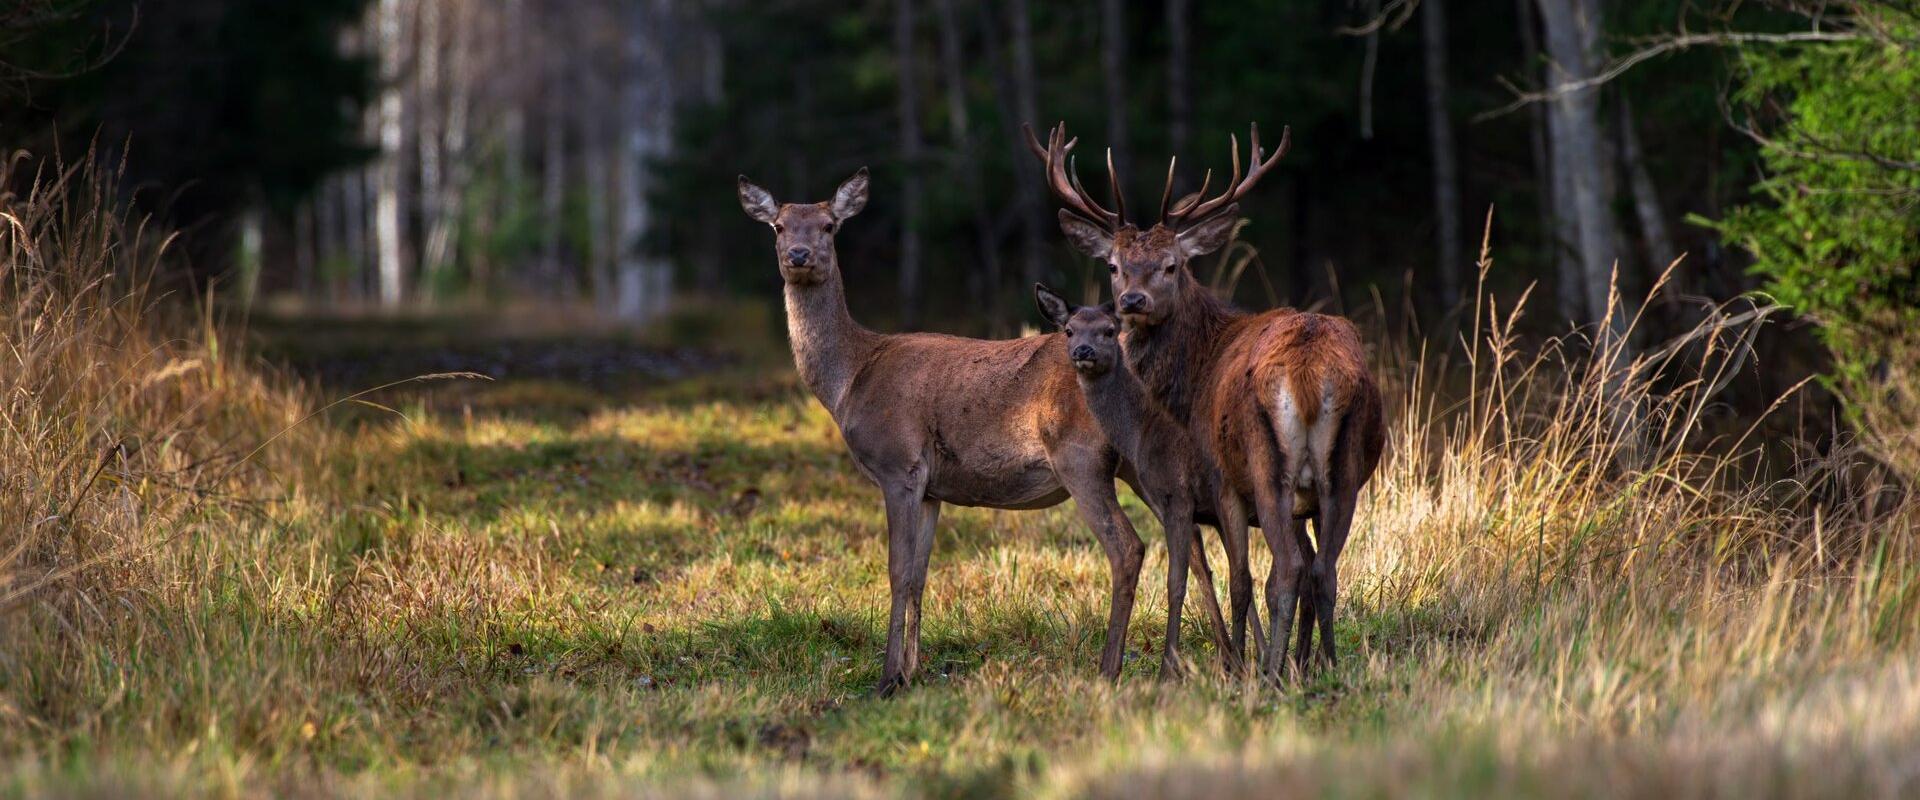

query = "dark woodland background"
(3, 1), (1915, 419)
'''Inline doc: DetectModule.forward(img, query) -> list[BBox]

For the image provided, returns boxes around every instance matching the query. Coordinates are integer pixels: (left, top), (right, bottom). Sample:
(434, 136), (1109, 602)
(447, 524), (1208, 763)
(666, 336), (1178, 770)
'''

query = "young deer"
(737, 169), (1227, 694)
(1027, 123), (1386, 680)
(1035, 286), (1229, 678)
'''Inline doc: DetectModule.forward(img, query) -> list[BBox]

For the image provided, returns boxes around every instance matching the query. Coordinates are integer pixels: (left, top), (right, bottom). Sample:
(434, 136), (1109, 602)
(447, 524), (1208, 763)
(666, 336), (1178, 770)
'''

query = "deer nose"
(787, 247), (811, 266)
(1118, 292), (1148, 312)
(1071, 345), (1096, 361)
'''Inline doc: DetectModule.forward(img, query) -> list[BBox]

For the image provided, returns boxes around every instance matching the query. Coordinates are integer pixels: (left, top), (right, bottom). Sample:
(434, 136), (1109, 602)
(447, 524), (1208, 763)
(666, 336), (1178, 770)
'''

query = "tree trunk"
(934, 0), (1000, 323)
(488, 0), (526, 298)
(345, 167), (368, 302)
(1421, 0), (1463, 312)
(1618, 96), (1677, 276)
(1006, 0), (1047, 292)
(616, 0), (674, 321)
(1166, 0), (1191, 165)
(295, 200), (317, 298)
(894, 0), (925, 327)
(541, 69), (566, 299)
(585, 114), (610, 305)
(374, 0), (409, 307)
(318, 175), (343, 303)
(237, 205), (263, 310)
(695, 19), (725, 294)
(1537, 0), (1618, 336)
(1358, 0), (1380, 140)
(417, 0), (444, 301)
(422, 0), (475, 302)
(1099, 0), (1129, 203)
(1516, 0), (1563, 316)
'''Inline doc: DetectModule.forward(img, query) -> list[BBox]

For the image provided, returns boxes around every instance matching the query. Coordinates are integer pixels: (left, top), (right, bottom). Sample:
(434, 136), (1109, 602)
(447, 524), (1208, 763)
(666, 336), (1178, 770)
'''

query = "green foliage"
(3, 0), (373, 275)
(1715, 7), (1920, 366)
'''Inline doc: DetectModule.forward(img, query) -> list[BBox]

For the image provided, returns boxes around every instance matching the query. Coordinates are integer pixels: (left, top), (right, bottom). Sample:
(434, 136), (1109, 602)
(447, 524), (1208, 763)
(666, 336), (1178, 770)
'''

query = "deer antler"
(1162, 122), (1291, 229)
(1022, 122), (1126, 230)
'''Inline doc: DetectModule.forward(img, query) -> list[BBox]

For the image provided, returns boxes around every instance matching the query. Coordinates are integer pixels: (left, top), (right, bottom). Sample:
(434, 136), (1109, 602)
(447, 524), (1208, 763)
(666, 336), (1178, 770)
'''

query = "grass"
(5, 165), (1920, 798)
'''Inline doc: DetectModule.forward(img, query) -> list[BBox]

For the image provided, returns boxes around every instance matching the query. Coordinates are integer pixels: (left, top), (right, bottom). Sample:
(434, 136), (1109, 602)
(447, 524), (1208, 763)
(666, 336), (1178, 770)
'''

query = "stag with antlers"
(1026, 122), (1386, 680)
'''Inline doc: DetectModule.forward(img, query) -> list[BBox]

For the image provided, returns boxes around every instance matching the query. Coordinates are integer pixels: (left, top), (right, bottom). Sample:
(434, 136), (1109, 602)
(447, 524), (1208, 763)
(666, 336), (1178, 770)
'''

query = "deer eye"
(822, 222), (836, 234)
(773, 223), (784, 233)
(1163, 263), (1177, 274)
(1107, 264), (1118, 275)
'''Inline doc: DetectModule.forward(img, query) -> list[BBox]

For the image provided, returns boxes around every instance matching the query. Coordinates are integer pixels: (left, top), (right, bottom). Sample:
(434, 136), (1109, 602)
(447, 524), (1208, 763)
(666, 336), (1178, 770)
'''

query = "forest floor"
(10, 308), (1920, 799)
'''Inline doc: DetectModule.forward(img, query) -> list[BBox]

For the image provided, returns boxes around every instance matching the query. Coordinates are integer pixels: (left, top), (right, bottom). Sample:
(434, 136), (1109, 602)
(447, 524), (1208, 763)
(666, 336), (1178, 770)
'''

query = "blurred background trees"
(2, 1), (1915, 447)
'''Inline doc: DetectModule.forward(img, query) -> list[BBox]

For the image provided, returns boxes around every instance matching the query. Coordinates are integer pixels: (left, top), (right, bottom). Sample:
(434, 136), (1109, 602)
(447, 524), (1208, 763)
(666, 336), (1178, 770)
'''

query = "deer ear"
(1057, 210), (1113, 259)
(738, 176), (778, 224)
(1034, 283), (1072, 329)
(1175, 206), (1239, 258)
(832, 168), (869, 220)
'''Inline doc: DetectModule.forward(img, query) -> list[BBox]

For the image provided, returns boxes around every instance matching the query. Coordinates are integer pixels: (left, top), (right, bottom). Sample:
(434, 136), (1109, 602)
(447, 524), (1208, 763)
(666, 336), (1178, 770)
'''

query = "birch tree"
(1537, 0), (1619, 335)
(374, 0), (410, 307)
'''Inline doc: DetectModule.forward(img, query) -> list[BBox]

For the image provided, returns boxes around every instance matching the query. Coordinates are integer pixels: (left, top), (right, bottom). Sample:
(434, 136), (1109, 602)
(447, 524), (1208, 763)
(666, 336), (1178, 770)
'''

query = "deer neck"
(784, 268), (878, 416)
(1123, 276), (1239, 422)
(1078, 367), (1152, 466)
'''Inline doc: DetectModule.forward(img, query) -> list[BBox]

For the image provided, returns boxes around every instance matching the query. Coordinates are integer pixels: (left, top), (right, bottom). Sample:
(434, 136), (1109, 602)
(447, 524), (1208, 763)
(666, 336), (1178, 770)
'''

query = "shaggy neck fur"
(784, 266), (879, 415)
(1123, 269), (1242, 421)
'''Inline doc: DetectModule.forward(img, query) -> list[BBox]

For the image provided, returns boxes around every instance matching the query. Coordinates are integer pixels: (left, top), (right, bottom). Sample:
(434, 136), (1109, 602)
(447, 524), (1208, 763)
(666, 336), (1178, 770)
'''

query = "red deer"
(736, 169), (1228, 694)
(1036, 287), (1231, 678)
(1026, 123), (1386, 680)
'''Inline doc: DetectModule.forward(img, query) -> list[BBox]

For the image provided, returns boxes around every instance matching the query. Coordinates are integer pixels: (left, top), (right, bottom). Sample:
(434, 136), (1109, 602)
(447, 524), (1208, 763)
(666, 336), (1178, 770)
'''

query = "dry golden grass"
(2, 166), (1917, 798)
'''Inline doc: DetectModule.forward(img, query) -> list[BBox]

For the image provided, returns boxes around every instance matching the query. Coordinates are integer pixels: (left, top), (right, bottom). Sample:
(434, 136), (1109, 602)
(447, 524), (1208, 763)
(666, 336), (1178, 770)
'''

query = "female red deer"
(736, 168), (1228, 694)
(1027, 123), (1386, 680)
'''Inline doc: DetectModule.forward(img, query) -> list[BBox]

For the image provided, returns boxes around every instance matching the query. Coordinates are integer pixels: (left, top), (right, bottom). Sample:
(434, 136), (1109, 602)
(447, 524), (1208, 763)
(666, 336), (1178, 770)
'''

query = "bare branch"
(1475, 29), (1863, 122)
(1336, 0), (1417, 36)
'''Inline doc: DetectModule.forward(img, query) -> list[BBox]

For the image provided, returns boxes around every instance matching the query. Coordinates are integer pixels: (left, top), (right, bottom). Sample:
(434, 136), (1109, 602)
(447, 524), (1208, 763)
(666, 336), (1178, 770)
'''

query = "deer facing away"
(737, 168), (1228, 694)
(1028, 122), (1386, 680)
(1036, 287), (1233, 677)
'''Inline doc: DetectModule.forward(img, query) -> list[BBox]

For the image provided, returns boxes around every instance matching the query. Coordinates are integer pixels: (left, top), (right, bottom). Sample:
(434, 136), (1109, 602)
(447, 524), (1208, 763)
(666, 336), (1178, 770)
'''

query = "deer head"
(737, 168), (869, 286)
(1024, 122), (1289, 325)
(1035, 283), (1121, 377)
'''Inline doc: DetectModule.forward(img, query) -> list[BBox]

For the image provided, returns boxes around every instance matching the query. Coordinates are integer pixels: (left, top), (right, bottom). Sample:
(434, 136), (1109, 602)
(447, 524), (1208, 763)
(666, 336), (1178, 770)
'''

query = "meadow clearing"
(6, 170), (1920, 799)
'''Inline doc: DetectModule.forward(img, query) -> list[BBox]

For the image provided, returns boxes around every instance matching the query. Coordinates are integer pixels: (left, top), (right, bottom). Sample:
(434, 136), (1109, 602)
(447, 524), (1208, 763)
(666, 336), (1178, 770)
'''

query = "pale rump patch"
(1275, 380), (1340, 504)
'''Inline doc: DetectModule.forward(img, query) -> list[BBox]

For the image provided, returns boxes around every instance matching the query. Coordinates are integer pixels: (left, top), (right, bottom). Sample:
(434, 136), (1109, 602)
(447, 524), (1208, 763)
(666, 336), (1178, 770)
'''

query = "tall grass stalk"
(2, 161), (1916, 796)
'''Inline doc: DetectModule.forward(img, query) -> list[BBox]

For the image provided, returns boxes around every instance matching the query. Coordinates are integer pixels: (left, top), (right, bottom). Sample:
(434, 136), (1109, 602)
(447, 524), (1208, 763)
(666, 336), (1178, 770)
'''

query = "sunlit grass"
(4, 164), (1919, 797)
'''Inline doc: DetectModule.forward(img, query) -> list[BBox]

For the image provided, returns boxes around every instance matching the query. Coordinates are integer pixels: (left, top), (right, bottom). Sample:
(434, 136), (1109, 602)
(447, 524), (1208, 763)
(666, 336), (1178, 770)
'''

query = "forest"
(3, 0), (1919, 797)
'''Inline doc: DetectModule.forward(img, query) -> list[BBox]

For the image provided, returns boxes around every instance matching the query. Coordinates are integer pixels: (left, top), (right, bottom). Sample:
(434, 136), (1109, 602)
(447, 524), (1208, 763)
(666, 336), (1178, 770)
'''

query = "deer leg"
(877, 482), (937, 698)
(1313, 487), (1356, 668)
(1159, 493), (1198, 680)
(1292, 517), (1317, 673)
(1065, 471), (1145, 680)
(1214, 490), (1257, 673)
(1252, 479), (1302, 686)
(1187, 528), (1232, 671)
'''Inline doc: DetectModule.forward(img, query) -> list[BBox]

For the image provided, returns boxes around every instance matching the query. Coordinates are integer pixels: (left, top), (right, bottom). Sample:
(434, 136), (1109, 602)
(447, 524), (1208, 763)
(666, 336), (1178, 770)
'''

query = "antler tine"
(1179, 168), (1212, 214)
(1228, 133), (1243, 193)
(1021, 122), (1048, 162)
(1168, 122), (1293, 228)
(1158, 156), (1177, 223)
(1024, 121), (1122, 230)
(1106, 148), (1127, 225)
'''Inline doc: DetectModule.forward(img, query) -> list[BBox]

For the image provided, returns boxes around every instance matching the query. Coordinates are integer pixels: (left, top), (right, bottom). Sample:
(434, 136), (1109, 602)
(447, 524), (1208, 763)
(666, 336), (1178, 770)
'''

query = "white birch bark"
(1537, 0), (1619, 335)
(374, 0), (410, 307)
